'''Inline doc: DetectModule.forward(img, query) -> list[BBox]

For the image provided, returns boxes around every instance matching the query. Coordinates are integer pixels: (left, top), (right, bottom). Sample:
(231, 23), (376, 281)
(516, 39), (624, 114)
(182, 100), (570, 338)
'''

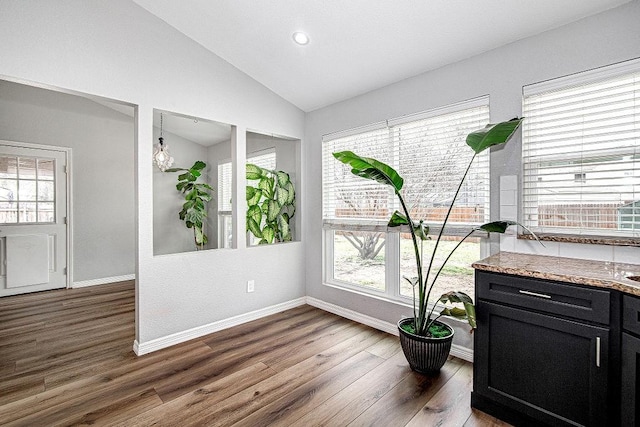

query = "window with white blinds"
(217, 161), (232, 213)
(522, 59), (640, 237)
(322, 97), (491, 229)
(248, 150), (276, 171)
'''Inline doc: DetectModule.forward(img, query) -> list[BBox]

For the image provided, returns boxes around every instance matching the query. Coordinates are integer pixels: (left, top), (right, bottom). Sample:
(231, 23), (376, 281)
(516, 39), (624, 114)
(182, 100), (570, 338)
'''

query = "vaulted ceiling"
(133, 0), (631, 112)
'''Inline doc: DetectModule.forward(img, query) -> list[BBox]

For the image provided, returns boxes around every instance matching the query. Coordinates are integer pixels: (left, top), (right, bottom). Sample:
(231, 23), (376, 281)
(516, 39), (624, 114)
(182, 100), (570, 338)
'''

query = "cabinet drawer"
(623, 295), (640, 336)
(476, 271), (610, 324)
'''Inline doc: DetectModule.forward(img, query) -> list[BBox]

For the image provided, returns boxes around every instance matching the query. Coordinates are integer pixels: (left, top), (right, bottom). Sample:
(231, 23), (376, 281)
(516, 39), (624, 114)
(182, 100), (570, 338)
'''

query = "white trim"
(387, 95), (489, 127)
(73, 274), (135, 288)
(450, 344), (473, 363)
(322, 121), (387, 142)
(134, 297), (307, 355)
(306, 296), (398, 335)
(306, 296), (473, 363)
(132, 295), (473, 362)
(523, 57), (640, 96)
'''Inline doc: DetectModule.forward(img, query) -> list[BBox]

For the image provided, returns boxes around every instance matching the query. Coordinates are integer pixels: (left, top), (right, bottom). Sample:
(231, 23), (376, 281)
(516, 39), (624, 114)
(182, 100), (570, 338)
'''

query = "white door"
(0, 143), (68, 297)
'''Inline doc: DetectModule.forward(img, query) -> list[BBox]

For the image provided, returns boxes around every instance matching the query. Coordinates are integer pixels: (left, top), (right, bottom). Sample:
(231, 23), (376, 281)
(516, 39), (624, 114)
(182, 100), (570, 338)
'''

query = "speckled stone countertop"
(472, 252), (640, 297)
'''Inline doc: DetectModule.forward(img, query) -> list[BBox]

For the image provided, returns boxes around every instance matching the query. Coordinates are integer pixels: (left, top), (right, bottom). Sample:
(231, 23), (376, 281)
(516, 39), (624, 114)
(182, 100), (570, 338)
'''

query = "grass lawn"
(333, 233), (479, 301)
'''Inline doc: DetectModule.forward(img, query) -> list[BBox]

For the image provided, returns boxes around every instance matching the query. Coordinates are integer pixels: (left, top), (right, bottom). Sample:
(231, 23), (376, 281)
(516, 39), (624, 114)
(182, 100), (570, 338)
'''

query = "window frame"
(321, 97), (492, 303)
(521, 58), (640, 240)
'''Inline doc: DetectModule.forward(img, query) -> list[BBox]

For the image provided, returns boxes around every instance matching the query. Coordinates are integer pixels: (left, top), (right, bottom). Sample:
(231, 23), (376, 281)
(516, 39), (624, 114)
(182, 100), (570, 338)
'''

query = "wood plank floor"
(0, 281), (511, 426)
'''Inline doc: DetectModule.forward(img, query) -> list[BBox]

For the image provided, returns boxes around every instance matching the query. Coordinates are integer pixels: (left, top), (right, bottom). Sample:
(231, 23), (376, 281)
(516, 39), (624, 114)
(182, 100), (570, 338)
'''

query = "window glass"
(0, 155), (55, 224)
(322, 98), (489, 298)
(523, 60), (640, 237)
(333, 230), (385, 292)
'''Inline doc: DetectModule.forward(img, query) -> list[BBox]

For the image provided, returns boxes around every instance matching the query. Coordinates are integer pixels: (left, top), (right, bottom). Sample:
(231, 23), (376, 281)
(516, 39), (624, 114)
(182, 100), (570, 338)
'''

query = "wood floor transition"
(0, 281), (511, 426)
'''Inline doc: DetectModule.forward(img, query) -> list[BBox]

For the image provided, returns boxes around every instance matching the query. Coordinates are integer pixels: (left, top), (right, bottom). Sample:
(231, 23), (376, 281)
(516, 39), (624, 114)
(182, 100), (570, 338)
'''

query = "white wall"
(304, 1), (640, 347)
(0, 80), (135, 283)
(0, 0), (305, 346)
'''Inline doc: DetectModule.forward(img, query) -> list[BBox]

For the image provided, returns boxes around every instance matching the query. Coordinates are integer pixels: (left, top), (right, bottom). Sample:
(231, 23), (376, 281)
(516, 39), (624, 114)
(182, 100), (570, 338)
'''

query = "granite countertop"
(472, 252), (640, 297)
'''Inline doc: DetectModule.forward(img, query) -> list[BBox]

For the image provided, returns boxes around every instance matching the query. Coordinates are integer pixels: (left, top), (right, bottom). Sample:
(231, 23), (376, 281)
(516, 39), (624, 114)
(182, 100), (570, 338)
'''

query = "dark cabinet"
(473, 271), (612, 427)
(622, 295), (640, 426)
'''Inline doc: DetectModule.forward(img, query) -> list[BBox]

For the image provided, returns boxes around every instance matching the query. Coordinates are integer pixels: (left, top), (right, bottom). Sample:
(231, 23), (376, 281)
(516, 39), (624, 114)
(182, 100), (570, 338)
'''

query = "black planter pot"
(397, 318), (454, 374)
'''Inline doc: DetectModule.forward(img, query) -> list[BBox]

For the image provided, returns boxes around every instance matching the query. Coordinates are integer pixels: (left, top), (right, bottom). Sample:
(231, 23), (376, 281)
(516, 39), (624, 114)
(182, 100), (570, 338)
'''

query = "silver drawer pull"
(596, 337), (601, 368)
(518, 289), (552, 299)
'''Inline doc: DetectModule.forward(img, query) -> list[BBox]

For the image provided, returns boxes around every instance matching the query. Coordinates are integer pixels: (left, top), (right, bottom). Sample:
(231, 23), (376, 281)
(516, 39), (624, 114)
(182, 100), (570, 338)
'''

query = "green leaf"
(247, 186), (262, 206)
(267, 199), (280, 222)
(275, 186), (289, 207)
(247, 217), (262, 237)
(194, 226), (205, 246)
(178, 172), (190, 181)
(475, 220), (544, 246)
(439, 291), (473, 305)
(285, 181), (295, 205)
(333, 151), (404, 192)
(439, 291), (476, 329)
(247, 205), (262, 226)
(258, 176), (274, 196)
(466, 118), (524, 154)
(191, 160), (206, 171)
(276, 171), (290, 187)
(190, 169), (201, 179)
(387, 211), (409, 227)
(277, 214), (290, 240)
(262, 225), (275, 243)
(246, 186), (257, 202)
(198, 192), (212, 203)
(476, 220), (517, 233)
(246, 163), (264, 180)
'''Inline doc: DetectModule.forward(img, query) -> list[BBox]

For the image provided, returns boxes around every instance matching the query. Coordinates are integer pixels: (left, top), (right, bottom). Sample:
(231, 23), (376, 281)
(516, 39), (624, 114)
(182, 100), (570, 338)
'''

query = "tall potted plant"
(334, 117), (529, 373)
(166, 160), (213, 250)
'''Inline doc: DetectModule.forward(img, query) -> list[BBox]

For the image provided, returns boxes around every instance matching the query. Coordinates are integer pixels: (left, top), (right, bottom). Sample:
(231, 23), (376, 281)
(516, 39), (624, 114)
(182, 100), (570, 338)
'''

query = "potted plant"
(166, 160), (213, 250)
(334, 117), (529, 373)
(246, 163), (296, 244)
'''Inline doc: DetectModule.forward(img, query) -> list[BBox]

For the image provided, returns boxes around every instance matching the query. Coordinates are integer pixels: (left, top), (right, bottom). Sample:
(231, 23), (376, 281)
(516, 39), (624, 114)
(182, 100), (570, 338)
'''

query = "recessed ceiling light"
(292, 32), (310, 45)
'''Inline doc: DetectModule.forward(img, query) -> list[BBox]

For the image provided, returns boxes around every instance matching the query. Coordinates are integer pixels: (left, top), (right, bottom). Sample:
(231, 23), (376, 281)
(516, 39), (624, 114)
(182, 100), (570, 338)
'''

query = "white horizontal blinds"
(249, 151), (276, 170)
(391, 102), (490, 225)
(322, 126), (393, 223)
(523, 62), (640, 237)
(217, 161), (232, 212)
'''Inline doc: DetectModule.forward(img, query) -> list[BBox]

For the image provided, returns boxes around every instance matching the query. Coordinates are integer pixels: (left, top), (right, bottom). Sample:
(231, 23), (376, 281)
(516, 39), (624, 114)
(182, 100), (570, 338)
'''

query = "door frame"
(0, 139), (73, 288)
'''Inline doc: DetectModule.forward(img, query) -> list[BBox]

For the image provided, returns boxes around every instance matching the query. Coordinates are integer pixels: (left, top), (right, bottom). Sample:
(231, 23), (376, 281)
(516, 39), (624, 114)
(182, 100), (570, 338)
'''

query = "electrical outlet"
(247, 280), (255, 293)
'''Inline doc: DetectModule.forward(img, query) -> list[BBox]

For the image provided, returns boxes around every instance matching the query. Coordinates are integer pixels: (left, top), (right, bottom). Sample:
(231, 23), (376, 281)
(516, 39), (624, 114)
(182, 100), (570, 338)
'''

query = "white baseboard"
(450, 343), (473, 363)
(133, 295), (473, 362)
(134, 297), (307, 356)
(306, 297), (398, 335)
(305, 296), (473, 363)
(73, 274), (135, 288)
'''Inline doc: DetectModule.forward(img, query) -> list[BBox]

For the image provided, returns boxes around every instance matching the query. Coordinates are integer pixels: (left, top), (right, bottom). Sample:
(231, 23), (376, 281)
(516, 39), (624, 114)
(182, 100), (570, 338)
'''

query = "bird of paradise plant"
(334, 117), (529, 337)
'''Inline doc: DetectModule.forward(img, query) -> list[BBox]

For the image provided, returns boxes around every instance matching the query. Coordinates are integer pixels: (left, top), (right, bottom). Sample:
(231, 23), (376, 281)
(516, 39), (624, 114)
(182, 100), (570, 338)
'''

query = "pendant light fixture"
(153, 112), (174, 171)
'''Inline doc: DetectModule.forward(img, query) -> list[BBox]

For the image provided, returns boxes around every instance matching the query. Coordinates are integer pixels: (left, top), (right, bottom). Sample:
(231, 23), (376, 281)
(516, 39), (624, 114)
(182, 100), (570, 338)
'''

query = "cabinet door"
(622, 332), (640, 427)
(475, 301), (609, 427)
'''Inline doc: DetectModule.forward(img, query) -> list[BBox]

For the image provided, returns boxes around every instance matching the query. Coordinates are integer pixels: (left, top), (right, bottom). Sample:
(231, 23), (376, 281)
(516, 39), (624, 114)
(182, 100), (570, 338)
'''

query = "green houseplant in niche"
(334, 118), (532, 373)
(246, 163), (296, 244)
(166, 161), (213, 250)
